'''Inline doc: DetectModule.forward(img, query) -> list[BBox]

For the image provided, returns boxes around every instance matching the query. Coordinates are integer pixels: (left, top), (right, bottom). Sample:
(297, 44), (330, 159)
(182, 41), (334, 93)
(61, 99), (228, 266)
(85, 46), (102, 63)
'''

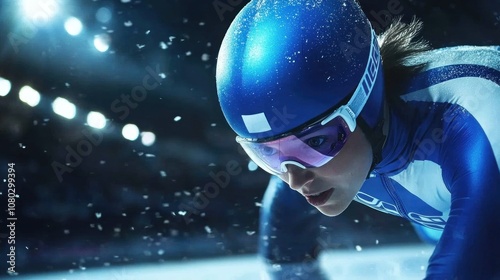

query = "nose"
(283, 165), (314, 190)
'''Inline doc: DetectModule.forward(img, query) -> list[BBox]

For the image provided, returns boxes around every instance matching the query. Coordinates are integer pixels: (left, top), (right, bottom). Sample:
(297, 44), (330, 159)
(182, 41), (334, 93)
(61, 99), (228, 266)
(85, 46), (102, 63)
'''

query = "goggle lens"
(237, 115), (351, 175)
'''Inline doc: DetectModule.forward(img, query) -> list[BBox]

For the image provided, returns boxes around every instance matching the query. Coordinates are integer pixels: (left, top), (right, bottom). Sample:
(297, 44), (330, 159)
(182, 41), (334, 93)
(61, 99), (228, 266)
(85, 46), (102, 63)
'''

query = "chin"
(316, 204), (346, 217)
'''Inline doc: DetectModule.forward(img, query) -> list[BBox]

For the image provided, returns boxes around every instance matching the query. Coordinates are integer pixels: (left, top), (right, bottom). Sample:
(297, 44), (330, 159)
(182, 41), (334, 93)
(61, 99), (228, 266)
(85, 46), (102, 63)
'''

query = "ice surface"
(12, 244), (434, 280)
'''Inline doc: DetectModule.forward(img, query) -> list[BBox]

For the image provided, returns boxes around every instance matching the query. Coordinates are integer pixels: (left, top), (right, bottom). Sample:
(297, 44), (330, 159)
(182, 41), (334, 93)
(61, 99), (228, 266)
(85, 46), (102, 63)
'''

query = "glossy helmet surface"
(216, 0), (384, 140)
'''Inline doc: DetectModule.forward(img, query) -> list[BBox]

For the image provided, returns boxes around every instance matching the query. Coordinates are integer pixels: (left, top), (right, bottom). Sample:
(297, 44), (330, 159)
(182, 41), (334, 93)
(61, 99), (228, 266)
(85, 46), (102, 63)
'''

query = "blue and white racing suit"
(259, 46), (500, 279)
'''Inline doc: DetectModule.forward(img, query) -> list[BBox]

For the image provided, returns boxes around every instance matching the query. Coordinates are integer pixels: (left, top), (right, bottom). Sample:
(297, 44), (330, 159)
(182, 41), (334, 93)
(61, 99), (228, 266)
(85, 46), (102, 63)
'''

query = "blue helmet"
(216, 0), (384, 140)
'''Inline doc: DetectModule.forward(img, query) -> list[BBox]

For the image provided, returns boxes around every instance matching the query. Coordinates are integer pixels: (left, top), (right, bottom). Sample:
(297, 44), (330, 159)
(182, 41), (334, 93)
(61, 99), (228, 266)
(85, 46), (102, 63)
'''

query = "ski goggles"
(236, 29), (380, 175)
(236, 107), (355, 175)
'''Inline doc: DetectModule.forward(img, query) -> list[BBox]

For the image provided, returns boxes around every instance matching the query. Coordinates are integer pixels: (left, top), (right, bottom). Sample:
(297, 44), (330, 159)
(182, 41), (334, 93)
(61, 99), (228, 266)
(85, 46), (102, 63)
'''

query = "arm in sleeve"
(425, 117), (500, 279)
(259, 176), (329, 280)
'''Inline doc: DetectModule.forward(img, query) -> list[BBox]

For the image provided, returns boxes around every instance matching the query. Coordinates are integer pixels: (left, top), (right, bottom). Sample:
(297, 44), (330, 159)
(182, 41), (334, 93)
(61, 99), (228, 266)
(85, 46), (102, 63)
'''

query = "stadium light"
(122, 124), (139, 141)
(52, 97), (76, 119)
(19, 86), (41, 107)
(20, 0), (60, 25)
(94, 34), (111, 52)
(64, 17), (83, 36)
(87, 111), (107, 129)
(141, 132), (156, 146)
(0, 77), (12, 96)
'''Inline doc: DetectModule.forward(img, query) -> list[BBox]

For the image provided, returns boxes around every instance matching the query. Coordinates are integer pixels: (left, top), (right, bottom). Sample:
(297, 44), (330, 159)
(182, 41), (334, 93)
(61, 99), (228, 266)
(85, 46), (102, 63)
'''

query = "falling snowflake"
(204, 226), (212, 234)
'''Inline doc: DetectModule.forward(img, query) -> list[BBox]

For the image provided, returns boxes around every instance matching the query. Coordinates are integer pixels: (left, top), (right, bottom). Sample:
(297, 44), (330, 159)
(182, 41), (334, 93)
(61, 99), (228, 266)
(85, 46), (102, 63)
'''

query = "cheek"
(319, 129), (372, 180)
(278, 174), (288, 184)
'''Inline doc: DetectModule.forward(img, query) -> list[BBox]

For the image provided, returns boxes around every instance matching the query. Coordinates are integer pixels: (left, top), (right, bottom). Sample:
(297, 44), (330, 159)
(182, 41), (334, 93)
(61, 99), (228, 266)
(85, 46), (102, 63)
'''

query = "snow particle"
(248, 160), (258, 171)
(201, 53), (210, 61)
(204, 226), (212, 234)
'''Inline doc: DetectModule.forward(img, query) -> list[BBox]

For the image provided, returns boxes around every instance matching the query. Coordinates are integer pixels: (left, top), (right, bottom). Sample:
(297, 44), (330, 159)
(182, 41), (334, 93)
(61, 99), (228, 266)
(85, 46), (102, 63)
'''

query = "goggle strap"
(343, 29), (381, 128)
(321, 106), (356, 132)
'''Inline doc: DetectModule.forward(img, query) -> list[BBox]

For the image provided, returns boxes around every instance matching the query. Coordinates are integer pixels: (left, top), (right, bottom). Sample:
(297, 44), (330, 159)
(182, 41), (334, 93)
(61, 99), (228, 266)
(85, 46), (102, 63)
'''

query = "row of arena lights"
(0, 77), (156, 147)
(19, 0), (112, 53)
(64, 16), (111, 53)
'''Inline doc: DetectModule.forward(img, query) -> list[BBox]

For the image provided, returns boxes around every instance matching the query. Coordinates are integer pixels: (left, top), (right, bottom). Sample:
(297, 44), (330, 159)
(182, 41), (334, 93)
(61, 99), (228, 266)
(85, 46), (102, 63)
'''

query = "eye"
(338, 130), (346, 143)
(260, 146), (277, 156)
(306, 136), (327, 148)
(337, 131), (345, 143)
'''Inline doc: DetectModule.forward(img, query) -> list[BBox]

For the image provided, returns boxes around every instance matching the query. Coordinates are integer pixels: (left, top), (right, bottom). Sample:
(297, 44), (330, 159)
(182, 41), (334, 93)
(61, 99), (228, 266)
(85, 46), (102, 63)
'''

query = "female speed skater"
(215, 0), (500, 279)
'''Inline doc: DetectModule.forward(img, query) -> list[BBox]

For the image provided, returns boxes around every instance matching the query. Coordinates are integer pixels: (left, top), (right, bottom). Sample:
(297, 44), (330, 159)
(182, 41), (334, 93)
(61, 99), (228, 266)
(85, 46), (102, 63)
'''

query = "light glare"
(87, 111), (107, 129)
(52, 97), (76, 119)
(122, 124), (139, 141)
(0, 77), (12, 96)
(20, 0), (59, 24)
(64, 17), (83, 36)
(141, 132), (156, 146)
(19, 86), (41, 107)
(95, 7), (112, 23)
(94, 34), (111, 52)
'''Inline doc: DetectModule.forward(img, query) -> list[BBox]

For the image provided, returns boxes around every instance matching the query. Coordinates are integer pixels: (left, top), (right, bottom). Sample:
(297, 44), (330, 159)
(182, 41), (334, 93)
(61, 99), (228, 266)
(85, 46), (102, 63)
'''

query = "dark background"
(0, 0), (498, 277)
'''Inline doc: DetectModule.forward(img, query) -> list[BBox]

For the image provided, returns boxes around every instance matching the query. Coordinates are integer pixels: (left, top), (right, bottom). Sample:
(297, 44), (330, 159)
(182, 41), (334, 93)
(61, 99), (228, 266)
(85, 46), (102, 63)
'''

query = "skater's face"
(278, 126), (373, 216)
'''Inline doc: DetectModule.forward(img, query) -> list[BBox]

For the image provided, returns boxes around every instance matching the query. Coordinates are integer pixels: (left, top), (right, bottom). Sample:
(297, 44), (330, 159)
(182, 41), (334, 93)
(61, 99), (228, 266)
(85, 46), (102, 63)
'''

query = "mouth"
(304, 188), (334, 207)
